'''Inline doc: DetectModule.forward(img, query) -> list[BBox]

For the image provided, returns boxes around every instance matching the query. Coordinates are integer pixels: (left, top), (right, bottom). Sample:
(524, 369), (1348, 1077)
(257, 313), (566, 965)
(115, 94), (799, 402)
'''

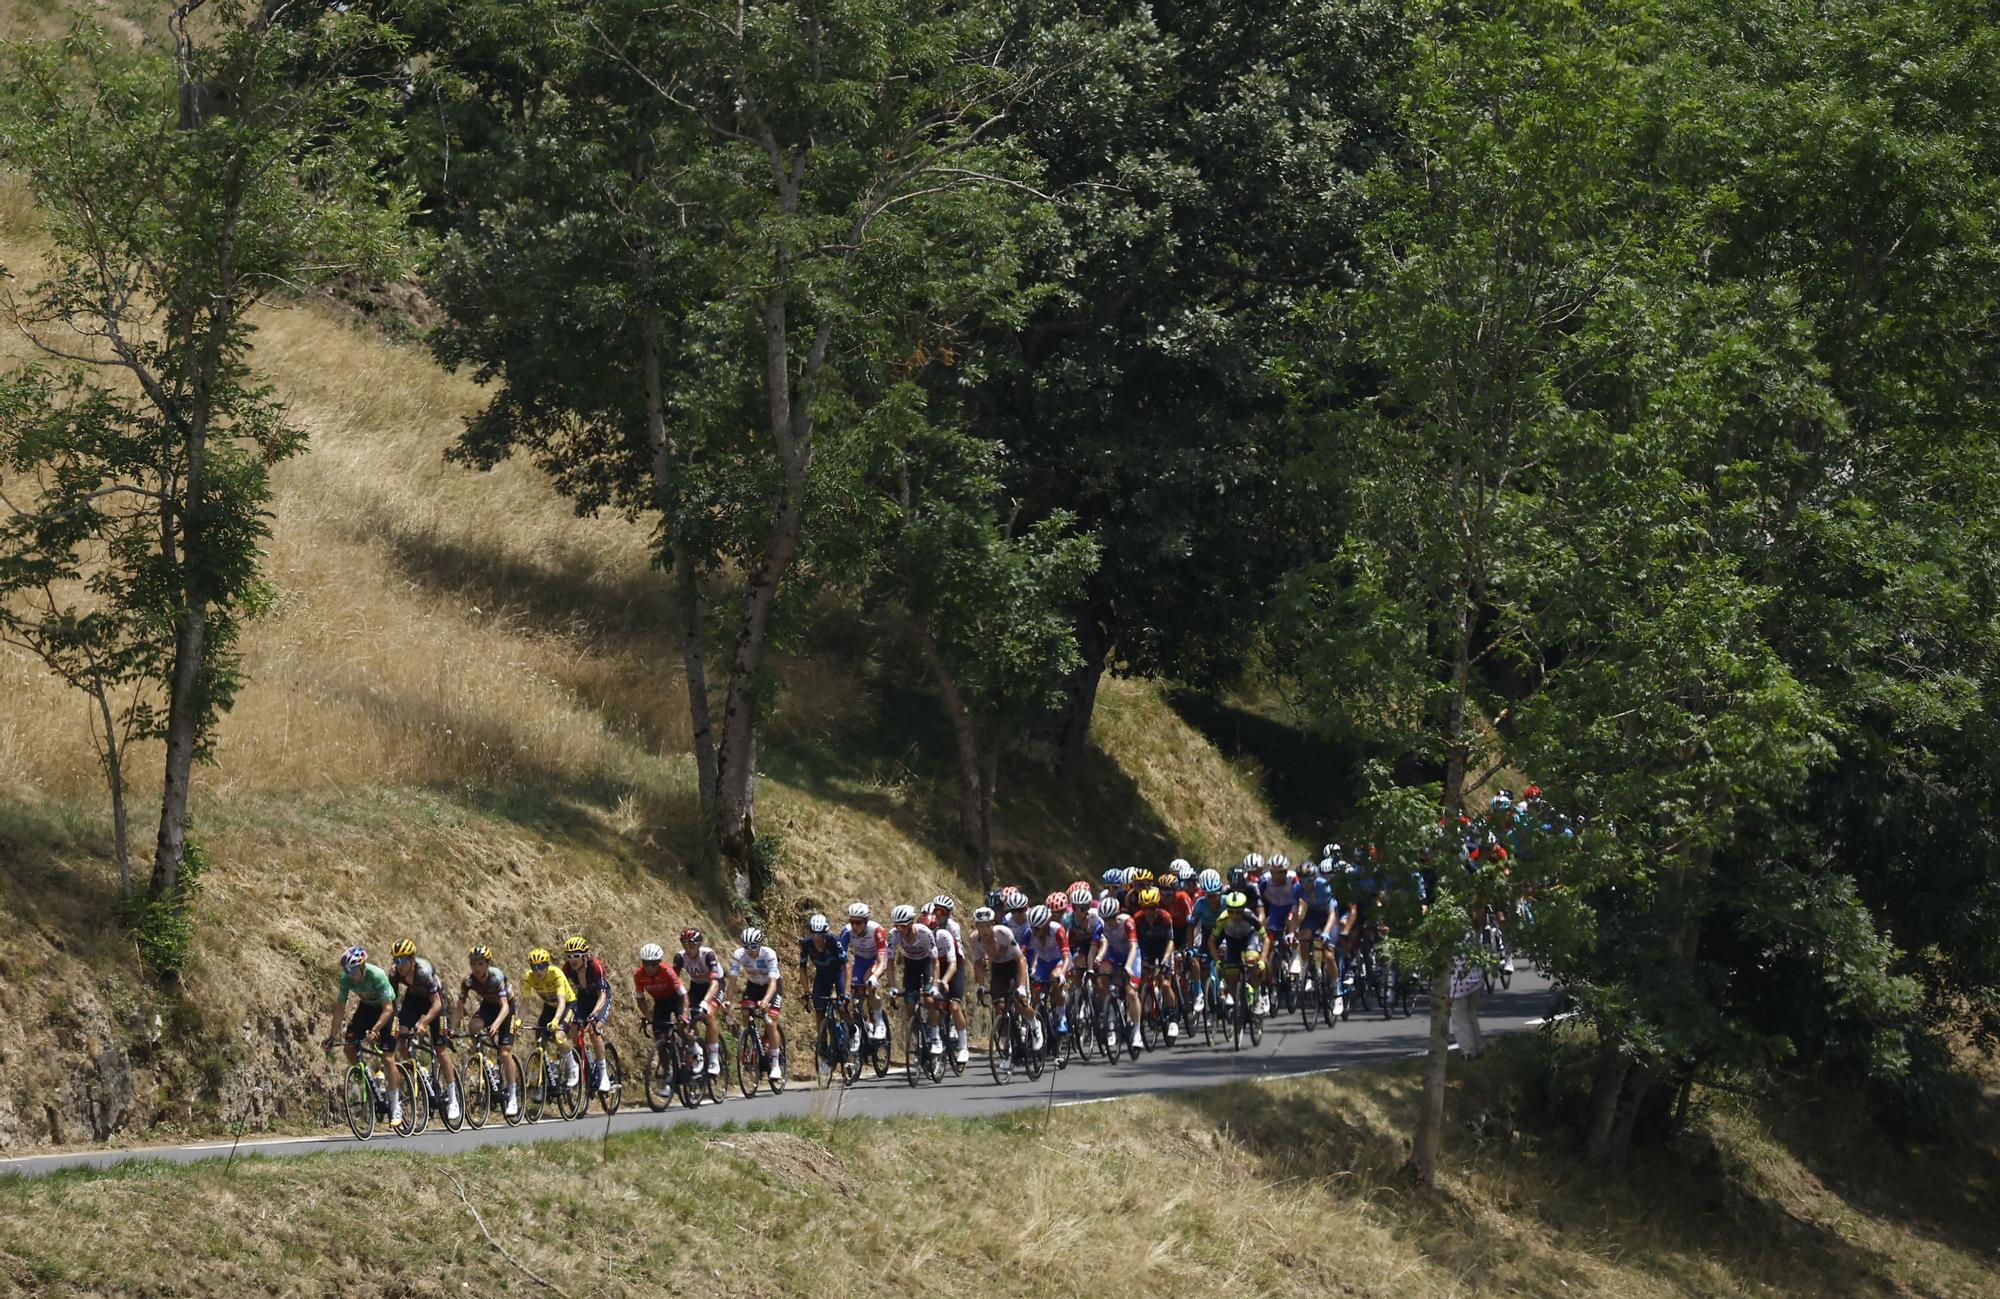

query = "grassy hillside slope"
(3, 1037), (1996, 1298)
(0, 163), (1286, 1150)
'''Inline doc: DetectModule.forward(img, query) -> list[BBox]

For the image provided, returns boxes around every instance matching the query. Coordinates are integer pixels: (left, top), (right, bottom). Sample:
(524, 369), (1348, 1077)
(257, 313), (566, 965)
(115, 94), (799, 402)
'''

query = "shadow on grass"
(0, 799), (128, 937)
(761, 661), (1180, 895)
(1759, 1079), (2000, 1270)
(1164, 689), (1374, 844)
(1166, 1033), (1951, 1299)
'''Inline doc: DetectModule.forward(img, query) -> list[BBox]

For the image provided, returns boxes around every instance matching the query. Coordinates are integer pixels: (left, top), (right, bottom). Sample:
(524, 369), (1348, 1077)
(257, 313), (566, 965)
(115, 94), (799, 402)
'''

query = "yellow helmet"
(390, 938), (416, 959)
(1133, 869), (1155, 885)
(1223, 891), (1250, 911)
(563, 935), (589, 955)
(528, 947), (553, 966)
(1138, 887), (1162, 908)
(468, 944), (493, 962)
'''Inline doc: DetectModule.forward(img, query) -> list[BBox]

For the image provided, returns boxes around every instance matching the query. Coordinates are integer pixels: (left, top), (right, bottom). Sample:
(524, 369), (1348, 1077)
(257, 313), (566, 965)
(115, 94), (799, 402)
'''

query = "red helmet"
(1046, 891), (1071, 915)
(679, 927), (704, 945)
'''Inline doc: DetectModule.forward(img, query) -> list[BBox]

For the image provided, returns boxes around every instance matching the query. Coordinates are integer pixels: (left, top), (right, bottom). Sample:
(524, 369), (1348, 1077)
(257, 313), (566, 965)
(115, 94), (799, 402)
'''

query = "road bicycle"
(813, 996), (863, 1089)
(891, 987), (945, 1086)
(327, 1036), (418, 1141)
(981, 987), (1040, 1083)
(458, 1030), (520, 1128)
(523, 1024), (582, 1122)
(641, 1015), (714, 1110)
(734, 999), (789, 1098)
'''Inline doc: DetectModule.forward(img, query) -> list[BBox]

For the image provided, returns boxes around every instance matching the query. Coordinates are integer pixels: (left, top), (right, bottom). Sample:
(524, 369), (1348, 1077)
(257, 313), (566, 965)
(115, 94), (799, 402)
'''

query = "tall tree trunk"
(675, 550), (718, 807)
(713, 281), (827, 903)
(1585, 1031), (1631, 1166)
(640, 307), (720, 810)
(90, 684), (131, 898)
(150, 598), (206, 902)
(917, 618), (999, 894)
(1410, 966), (1454, 1183)
(1408, 562), (1478, 1189)
(1052, 610), (1109, 782)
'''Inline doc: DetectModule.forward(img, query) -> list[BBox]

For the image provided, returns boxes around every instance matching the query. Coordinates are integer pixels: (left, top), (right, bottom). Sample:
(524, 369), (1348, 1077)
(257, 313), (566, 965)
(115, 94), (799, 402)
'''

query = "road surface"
(0, 971), (1554, 1180)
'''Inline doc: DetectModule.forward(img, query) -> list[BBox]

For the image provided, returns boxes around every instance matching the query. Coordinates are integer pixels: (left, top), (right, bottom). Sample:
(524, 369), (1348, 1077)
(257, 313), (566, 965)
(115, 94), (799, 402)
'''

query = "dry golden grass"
(2, 1040), (1994, 1299)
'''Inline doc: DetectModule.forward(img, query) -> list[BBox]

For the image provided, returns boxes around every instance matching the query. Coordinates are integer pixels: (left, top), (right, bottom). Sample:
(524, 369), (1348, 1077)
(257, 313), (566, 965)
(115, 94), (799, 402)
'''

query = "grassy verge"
(3, 1034), (1994, 1298)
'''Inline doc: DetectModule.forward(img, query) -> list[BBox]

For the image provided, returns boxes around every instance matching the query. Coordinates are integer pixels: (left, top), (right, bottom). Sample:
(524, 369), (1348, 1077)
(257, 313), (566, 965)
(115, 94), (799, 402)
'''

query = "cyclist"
(1164, 868), (1196, 956)
(887, 904), (943, 1057)
(326, 946), (405, 1126)
(633, 941), (687, 1084)
(929, 894), (963, 951)
(459, 944), (519, 1118)
(1210, 892), (1263, 1019)
(520, 946), (577, 1088)
(386, 939), (457, 1123)
(1089, 896), (1144, 1052)
(931, 910), (968, 1064)
(970, 904), (1030, 1021)
(998, 888), (1033, 950)
(1132, 887), (1181, 1040)
(1062, 883), (1096, 962)
(844, 902), (891, 1042)
(1302, 860), (1345, 1017)
(1025, 902), (1071, 1046)
(1187, 870), (1226, 1013)
(1257, 855), (1303, 1012)
(672, 928), (725, 1077)
(798, 913), (851, 1050)
(560, 935), (615, 1096)
(730, 927), (785, 1084)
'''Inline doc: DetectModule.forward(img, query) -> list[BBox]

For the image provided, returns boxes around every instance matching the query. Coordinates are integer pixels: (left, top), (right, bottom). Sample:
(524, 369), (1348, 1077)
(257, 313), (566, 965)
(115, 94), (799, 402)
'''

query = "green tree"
(959, 0), (1406, 773)
(0, 11), (411, 938)
(850, 404), (1097, 888)
(417, 0), (1063, 900)
(1280, 0), (1660, 1186)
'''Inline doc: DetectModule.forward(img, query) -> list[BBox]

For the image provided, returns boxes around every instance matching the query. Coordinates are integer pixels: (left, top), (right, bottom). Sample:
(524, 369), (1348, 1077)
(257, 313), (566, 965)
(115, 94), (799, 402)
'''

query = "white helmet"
(1198, 869), (1223, 892)
(806, 913), (830, 933)
(891, 904), (918, 925)
(740, 927), (764, 948)
(847, 902), (871, 920)
(1026, 905), (1052, 927)
(1120, 867), (1140, 885)
(972, 906), (996, 923)
(930, 893), (956, 912)
(1242, 852), (1265, 872)
(1322, 843), (1341, 860)
(1001, 888), (1029, 911)
(1271, 853), (1291, 871)
(638, 942), (665, 962)
(1097, 897), (1121, 919)
(1169, 857), (1191, 876)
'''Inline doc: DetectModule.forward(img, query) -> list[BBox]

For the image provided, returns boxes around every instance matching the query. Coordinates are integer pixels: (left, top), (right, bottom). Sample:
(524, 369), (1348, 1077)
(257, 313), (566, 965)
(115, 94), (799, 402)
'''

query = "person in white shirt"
(887, 904), (943, 1056)
(729, 927), (785, 1082)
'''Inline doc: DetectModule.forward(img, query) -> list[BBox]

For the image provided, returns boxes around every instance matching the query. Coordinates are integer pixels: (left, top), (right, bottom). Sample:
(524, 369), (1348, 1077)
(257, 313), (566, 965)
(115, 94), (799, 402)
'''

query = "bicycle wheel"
(871, 1015), (893, 1079)
(461, 1053), (488, 1130)
(1022, 1011), (1045, 1082)
(439, 1065), (467, 1133)
(945, 1014), (966, 1077)
(393, 1063), (425, 1137)
(816, 1018), (837, 1088)
(988, 1013), (1013, 1084)
(1229, 989), (1246, 1051)
(643, 1037), (670, 1111)
(736, 1025), (763, 1098)
(1247, 989), (1266, 1046)
(598, 1043), (623, 1114)
(837, 1012), (863, 1087)
(1139, 987), (1161, 1052)
(769, 1025), (789, 1093)
(556, 1047), (584, 1120)
(524, 1047), (548, 1122)
(341, 1063), (376, 1141)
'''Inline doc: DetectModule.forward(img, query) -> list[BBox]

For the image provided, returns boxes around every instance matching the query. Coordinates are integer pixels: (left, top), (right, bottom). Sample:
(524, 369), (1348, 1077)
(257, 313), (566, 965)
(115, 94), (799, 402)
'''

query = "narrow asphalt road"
(1, 971), (1554, 1180)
